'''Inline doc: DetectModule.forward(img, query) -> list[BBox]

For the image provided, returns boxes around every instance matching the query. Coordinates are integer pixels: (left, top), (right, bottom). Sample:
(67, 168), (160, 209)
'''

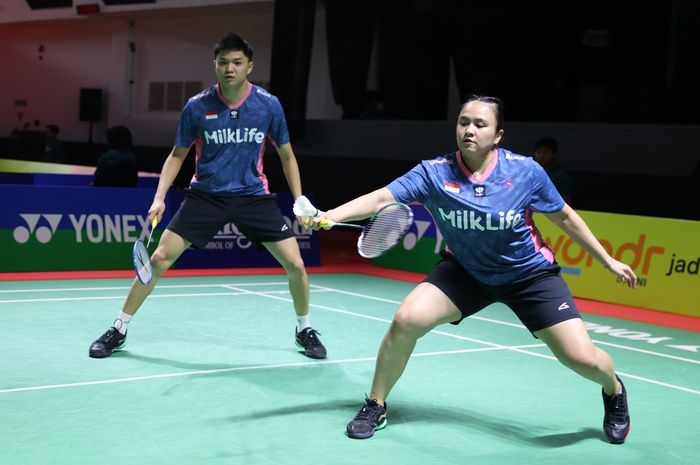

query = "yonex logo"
(558, 302), (570, 311)
(281, 224), (289, 232)
(14, 213), (151, 245)
(13, 214), (63, 244)
(401, 220), (431, 251)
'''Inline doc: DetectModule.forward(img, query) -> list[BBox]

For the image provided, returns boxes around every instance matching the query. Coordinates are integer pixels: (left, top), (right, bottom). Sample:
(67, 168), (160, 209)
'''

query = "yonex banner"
(374, 205), (699, 318)
(0, 185), (319, 272)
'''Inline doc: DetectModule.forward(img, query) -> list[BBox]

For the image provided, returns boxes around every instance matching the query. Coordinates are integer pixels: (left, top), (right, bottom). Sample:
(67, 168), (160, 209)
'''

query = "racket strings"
(358, 205), (413, 258)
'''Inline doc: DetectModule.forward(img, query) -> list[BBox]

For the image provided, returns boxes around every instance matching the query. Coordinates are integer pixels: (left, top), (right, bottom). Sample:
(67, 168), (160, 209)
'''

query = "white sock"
(297, 314), (311, 332)
(114, 312), (132, 335)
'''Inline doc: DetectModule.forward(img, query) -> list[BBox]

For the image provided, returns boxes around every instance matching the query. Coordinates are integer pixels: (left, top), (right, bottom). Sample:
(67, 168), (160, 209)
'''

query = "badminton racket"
(319, 202), (413, 258)
(133, 216), (159, 285)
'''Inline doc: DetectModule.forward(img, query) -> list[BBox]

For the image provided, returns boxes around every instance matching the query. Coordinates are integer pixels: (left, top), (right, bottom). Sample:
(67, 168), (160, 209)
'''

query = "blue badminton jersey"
(387, 148), (565, 285)
(175, 82), (290, 196)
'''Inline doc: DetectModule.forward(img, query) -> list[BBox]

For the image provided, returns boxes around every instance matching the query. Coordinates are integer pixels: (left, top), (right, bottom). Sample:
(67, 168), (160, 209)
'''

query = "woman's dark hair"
(214, 33), (253, 61)
(462, 95), (504, 131)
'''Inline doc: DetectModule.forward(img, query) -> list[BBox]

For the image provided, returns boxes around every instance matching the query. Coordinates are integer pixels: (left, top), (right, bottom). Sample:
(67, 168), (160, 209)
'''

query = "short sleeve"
(268, 97), (290, 146)
(386, 163), (432, 204)
(174, 104), (197, 148)
(530, 160), (565, 212)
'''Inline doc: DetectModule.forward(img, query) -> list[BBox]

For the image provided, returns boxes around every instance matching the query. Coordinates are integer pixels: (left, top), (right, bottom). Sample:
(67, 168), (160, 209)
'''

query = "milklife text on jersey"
(438, 207), (524, 231)
(203, 127), (266, 145)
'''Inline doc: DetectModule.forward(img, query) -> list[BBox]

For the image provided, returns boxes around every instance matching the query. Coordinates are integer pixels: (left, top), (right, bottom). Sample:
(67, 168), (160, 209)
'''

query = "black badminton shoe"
(602, 375), (630, 444)
(295, 327), (327, 359)
(89, 327), (127, 358)
(346, 397), (387, 439)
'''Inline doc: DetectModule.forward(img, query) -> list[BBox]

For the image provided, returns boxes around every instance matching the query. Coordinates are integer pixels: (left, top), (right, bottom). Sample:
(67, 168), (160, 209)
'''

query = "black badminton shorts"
(423, 253), (581, 333)
(167, 188), (294, 249)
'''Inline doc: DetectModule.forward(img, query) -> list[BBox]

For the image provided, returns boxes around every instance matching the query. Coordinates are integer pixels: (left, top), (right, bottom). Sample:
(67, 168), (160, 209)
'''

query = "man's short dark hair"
(107, 126), (133, 151)
(534, 137), (559, 153)
(214, 33), (253, 61)
(46, 124), (60, 134)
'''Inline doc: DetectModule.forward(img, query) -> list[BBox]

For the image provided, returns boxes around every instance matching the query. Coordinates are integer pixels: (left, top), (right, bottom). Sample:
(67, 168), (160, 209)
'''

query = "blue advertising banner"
(0, 185), (319, 271)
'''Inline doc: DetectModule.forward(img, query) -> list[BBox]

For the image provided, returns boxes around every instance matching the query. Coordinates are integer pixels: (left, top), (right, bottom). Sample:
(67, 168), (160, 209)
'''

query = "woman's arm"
(544, 204), (638, 288)
(320, 187), (397, 225)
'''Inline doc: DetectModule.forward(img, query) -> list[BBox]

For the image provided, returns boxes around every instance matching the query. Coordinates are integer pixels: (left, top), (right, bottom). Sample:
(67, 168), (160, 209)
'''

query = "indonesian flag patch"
(444, 181), (460, 193)
(205, 112), (218, 120)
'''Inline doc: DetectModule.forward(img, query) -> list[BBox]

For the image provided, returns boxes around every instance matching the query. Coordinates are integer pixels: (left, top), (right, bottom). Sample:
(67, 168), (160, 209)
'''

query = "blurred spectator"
(42, 124), (66, 163)
(533, 137), (574, 204)
(93, 126), (138, 187)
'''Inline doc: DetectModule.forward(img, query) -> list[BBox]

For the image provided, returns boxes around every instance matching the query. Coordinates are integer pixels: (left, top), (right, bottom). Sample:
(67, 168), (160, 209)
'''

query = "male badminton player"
(315, 96), (634, 443)
(89, 33), (326, 360)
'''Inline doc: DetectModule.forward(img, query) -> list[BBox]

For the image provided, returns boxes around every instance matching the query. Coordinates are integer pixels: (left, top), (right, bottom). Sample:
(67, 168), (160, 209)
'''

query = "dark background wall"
(3, 0), (699, 221)
(317, 0), (700, 125)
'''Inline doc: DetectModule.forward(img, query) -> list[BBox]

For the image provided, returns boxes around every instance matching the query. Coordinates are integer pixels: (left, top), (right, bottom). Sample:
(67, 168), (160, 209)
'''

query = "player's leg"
(232, 194), (325, 359)
(122, 229), (191, 315)
(346, 282), (462, 439)
(511, 268), (630, 444)
(264, 237), (326, 359)
(88, 230), (191, 358)
(89, 189), (223, 359)
(535, 318), (618, 392)
(346, 255), (490, 439)
(370, 282), (462, 402)
(263, 237), (309, 318)
(535, 319), (630, 444)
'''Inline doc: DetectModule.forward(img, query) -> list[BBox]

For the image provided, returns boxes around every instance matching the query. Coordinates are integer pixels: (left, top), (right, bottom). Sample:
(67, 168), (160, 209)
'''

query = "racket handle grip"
(318, 219), (336, 230)
(151, 216), (159, 229)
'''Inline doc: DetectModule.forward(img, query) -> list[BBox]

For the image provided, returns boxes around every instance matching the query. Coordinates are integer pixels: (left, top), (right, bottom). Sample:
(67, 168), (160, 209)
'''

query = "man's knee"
(150, 248), (176, 274)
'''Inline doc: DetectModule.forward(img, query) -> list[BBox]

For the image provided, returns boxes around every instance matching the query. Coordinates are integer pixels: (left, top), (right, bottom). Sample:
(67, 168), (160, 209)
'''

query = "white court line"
(2, 280), (698, 395)
(312, 284), (526, 329)
(590, 339), (700, 365)
(2, 282), (697, 366)
(0, 289), (332, 304)
(312, 284), (700, 366)
(0, 344), (545, 395)
(221, 283), (700, 395)
(0, 282), (290, 293)
(613, 371), (700, 395)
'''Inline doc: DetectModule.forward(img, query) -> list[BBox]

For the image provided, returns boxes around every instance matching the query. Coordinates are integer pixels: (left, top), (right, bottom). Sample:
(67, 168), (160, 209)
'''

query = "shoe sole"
(606, 422), (631, 444)
(295, 340), (327, 359)
(88, 340), (126, 359)
(347, 418), (387, 439)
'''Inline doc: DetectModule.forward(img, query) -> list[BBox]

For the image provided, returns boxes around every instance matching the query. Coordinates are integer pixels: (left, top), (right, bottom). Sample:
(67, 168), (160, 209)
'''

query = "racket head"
(357, 202), (414, 258)
(132, 240), (153, 285)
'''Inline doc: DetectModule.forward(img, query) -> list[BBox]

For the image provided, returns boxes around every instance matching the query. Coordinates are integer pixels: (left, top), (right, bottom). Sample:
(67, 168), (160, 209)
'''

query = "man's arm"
(148, 146), (190, 220)
(276, 142), (303, 199)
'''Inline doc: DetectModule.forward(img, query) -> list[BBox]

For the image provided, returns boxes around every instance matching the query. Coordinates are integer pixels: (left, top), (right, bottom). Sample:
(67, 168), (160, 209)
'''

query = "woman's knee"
(391, 307), (430, 339)
(556, 348), (599, 372)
